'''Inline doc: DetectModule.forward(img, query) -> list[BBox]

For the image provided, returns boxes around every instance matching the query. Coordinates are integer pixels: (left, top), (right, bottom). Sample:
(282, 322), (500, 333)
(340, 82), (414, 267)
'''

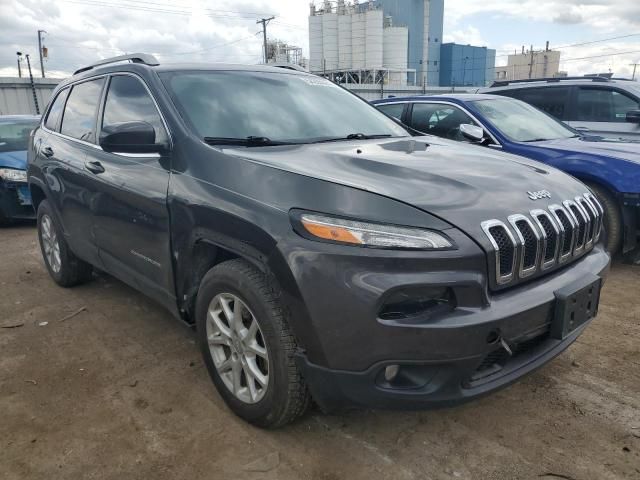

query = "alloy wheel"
(206, 293), (270, 404)
(41, 214), (61, 274)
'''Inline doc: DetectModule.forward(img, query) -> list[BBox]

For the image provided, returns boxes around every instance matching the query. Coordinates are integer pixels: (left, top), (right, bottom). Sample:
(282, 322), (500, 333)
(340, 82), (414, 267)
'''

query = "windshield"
(0, 119), (39, 153)
(160, 71), (408, 143)
(471, 97), (576, 142)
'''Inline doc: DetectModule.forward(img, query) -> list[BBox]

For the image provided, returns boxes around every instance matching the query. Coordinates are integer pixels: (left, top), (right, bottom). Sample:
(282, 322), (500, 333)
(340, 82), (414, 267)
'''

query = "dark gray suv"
(28, 54), (610, 427)
(482, 77), (640, 141)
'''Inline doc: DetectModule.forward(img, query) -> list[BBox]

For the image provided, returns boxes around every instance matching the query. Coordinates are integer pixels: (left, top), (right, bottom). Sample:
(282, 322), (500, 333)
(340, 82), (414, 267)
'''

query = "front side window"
(410, 103), (477, 141)
(377, 103), (405, 121)
(160, 71), (407, 143)
(576, 88), (640, 122)
(45, 88), (69, 131)
(503, 87), (570, 120)
(0, 119), (40, 153)
(61, 78), (105, 142)
(102, 75), (168, 144)
(472, 97), (576, 142)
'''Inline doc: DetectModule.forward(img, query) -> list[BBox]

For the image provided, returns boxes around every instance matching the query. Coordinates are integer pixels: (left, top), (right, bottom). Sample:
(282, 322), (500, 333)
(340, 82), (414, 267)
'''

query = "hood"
(224, 136), (590, 239)
(0, 150), (27, 170)
(531, 136), (640, 163)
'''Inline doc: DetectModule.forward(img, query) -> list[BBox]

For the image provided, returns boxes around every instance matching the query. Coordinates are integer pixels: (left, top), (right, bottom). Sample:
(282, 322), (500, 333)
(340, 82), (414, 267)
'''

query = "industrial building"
(495, 45), (562, 81)
(439, 43), (496, 87)
(308, 0), (444, 87)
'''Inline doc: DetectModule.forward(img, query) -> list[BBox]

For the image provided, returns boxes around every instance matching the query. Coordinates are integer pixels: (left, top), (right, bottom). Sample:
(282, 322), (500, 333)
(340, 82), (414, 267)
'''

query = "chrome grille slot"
(508, 214), (540, 277)
(481, 220), (516, 285)
(531, 210), (560, 269)
(577, 196), (596, 247)
(482, 193), (598, 288)
(565, 200), (587, 253)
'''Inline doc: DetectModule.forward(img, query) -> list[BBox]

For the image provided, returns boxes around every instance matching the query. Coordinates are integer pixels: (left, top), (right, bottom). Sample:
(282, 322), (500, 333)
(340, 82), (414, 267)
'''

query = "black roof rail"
(490, 76), (611, 88)
(73, 53), (160, 75)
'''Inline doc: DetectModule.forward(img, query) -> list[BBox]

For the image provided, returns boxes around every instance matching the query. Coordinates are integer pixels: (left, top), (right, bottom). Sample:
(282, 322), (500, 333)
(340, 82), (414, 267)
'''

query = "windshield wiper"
(309, 133), (394, 144)
(203, 136), (295, 147)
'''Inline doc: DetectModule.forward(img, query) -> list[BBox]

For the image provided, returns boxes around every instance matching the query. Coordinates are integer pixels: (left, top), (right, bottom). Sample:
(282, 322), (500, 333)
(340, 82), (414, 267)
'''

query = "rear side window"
(61, 78), (105, 142)
(45, 89), (69, 131)
(101, 75), (168, 144)
(500, 87), (570, 120)
(377, 103), (405, 121)
(576, 88), (640, 122)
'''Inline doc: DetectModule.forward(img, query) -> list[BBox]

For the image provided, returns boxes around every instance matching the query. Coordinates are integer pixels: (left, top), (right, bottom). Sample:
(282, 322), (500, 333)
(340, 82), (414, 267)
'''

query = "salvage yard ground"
(1, 223), (639, 480)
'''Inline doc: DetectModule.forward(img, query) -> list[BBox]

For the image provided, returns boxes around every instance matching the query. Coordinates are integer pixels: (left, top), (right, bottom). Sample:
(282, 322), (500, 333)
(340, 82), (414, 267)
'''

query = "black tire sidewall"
(195, 264), (291, 425)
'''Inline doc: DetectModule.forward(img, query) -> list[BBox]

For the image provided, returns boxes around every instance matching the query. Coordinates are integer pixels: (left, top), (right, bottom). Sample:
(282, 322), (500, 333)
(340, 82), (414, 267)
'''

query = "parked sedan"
(373, 95), (640, 256)
(0, 115), (39, 224)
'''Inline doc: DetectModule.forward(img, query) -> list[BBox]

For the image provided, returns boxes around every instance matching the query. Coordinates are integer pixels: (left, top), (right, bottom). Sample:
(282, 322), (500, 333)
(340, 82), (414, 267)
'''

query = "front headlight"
(297, 213), (453, 250)
(0, 168), (27, 183)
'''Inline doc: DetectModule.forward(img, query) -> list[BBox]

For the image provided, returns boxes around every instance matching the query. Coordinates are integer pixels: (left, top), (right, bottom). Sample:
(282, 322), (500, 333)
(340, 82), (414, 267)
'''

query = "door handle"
(42, 146), (54, 157)
(85, 160), (105, 174)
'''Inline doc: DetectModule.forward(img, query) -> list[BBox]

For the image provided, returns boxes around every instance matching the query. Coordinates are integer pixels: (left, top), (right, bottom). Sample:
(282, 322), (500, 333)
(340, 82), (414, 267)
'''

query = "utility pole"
(16, 52), (23, 78)
(630, 63), (639, 81)
(256, 16), (275, 64)
(528, 44), (535, 79)
(25, 54), (40, 115)
(37, 30), (47, 78)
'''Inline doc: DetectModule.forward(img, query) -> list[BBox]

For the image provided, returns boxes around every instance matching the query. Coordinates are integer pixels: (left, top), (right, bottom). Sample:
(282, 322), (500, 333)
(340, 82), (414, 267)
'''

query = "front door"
(567, 86), (640, 140)
(88, 74), (175, 308)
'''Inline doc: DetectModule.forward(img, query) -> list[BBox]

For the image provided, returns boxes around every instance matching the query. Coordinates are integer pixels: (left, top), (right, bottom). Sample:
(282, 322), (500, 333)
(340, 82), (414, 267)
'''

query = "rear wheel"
(586, 183), (622, 254)
(37, 199), (93, 287)
(196, 259), (310, 428)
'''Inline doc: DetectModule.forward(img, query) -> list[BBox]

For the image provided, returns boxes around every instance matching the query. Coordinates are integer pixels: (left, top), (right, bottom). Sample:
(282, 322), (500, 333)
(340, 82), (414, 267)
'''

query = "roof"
(0, 115), (41, 122)
(373, 93), (498, 103)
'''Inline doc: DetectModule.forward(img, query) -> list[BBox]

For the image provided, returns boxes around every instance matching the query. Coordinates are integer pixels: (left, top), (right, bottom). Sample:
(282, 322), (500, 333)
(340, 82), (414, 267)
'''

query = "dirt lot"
(1, 223), (639, 480)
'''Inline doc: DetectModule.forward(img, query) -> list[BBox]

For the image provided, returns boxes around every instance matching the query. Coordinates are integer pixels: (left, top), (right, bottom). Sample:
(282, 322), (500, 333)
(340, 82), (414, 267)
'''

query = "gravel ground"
(1, 223), (639, 480)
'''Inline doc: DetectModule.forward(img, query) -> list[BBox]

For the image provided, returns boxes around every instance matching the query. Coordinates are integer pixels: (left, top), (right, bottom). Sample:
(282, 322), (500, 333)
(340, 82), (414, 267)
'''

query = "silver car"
(480, 77), (640, 141)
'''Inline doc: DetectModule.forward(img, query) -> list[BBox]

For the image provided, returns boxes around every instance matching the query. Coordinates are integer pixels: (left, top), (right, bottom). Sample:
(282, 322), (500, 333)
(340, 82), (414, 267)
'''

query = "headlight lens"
(299, 213), (453, 249)
(0, 168), (27, 182)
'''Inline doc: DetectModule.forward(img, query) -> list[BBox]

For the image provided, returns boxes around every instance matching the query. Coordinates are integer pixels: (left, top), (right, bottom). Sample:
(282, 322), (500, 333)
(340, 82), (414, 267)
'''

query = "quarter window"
(410, 103), (477, 141)
(576, 88), (640, 122)
(45, 88), (69, 131)
(61, 78), (105, 142)
(101, 75), (168, 144)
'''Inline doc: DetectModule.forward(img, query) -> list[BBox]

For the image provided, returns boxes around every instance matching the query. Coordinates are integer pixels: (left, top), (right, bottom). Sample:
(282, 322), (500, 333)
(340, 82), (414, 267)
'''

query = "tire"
(195, 259), (310, 428)
(37, 199), (93, 287)
(586, 183), (622, 254)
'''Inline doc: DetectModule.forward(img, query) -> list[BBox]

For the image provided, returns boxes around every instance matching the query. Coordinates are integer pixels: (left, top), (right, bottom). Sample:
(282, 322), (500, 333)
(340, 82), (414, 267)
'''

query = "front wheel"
(195, 259), (311, 428)
(587, 183), (622, 254)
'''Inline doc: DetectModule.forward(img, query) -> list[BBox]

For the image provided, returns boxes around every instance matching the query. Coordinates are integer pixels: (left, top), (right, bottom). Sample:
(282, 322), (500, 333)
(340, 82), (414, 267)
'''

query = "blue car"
(373, 94), (640, 256)
(0, 115), (40, 224)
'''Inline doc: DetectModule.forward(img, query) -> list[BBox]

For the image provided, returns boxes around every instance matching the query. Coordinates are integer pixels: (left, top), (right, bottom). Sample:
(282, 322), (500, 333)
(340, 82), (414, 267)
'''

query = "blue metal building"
(439, 43), (496, 87)
(374, 0), (444, 86)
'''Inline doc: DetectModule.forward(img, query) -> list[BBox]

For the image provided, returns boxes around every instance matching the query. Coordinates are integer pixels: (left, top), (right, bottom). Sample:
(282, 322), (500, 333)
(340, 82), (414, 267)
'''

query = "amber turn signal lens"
(301, 219), (363, 245)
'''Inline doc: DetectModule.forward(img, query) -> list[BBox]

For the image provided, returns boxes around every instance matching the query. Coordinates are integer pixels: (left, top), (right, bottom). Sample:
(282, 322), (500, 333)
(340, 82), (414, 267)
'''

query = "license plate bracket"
(552, 274), (601, 340)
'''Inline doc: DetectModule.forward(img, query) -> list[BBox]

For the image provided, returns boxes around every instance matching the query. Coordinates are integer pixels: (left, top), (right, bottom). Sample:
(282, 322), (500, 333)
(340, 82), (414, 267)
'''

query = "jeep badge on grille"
(527, 190), (551, 200)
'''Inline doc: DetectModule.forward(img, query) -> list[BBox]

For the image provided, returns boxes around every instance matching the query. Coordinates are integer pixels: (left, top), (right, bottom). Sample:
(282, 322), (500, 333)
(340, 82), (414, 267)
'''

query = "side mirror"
(99, 121), (165, 154)
(626, 110), (640, 124)
(460, 124), (485, 143)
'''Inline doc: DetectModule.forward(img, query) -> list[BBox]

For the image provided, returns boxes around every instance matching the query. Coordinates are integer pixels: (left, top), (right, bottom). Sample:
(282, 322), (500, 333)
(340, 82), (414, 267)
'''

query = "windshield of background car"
(471, 97), (576, 142)
(0, 120), (38, 153)
(160, 70), (408, 142)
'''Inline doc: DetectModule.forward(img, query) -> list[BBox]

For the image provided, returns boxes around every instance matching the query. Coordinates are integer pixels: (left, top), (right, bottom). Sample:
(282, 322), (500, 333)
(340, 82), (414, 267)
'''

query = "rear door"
(41, 78), (106, 265)
(567, 86), (640, 140)
(89, 73), (175, 307)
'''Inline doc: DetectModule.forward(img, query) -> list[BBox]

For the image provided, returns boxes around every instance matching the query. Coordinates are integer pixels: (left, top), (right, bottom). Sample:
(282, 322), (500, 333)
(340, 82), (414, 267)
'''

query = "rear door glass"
(61, 78), (105, 142)
(45, 88), (69, 132)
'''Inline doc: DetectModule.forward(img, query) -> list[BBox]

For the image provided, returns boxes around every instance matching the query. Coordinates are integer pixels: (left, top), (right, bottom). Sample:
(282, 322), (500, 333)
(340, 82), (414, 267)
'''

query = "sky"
(1, 0), (639, 80)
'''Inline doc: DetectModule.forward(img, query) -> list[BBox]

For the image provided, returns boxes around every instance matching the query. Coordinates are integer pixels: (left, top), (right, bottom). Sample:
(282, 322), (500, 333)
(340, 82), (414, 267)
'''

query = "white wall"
(0, 78), (61, 116)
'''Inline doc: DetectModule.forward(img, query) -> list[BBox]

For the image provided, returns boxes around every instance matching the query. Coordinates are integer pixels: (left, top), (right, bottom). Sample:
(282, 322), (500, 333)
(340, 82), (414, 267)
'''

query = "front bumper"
(0, 181), (35, 221)
(285, 238), (610, 411)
